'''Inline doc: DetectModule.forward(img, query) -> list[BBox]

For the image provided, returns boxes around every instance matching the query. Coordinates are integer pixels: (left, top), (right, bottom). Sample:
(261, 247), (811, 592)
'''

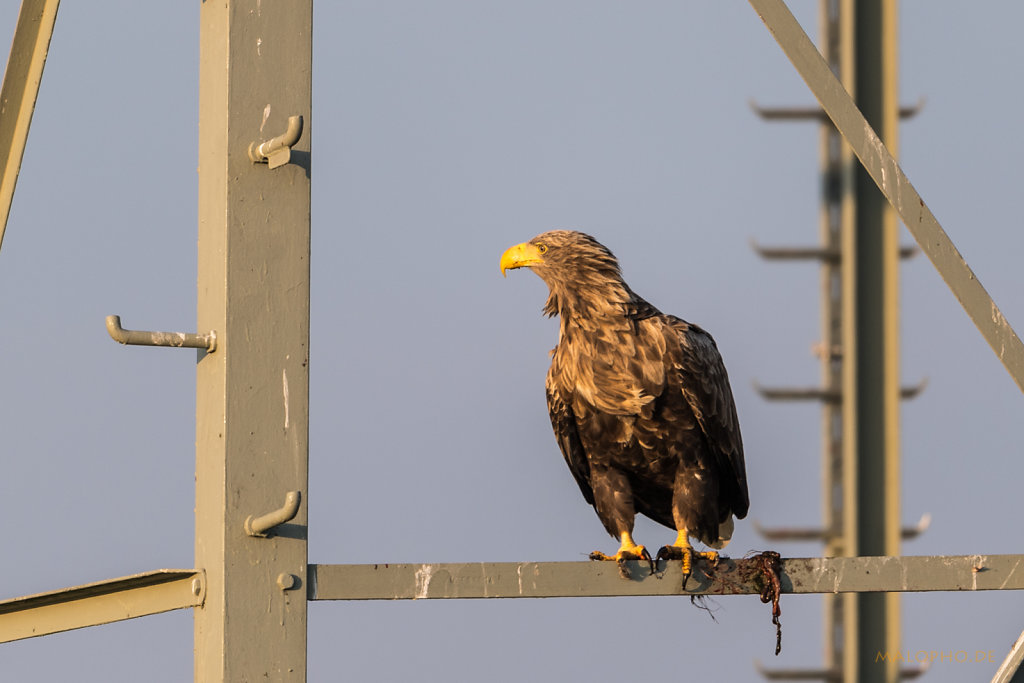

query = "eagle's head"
(500, 230), (629, 318)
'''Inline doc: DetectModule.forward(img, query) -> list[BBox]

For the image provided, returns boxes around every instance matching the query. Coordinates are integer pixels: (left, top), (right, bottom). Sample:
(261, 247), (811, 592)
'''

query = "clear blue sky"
(2, 2), (1022, 681)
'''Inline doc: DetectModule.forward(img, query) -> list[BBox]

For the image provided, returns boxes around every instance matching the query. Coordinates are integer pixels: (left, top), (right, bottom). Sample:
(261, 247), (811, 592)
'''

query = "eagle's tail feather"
(707, 516), (734, 550)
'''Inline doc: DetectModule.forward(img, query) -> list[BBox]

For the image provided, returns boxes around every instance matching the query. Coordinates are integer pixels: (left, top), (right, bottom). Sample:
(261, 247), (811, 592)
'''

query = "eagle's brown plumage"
(501, 230), (748, 565)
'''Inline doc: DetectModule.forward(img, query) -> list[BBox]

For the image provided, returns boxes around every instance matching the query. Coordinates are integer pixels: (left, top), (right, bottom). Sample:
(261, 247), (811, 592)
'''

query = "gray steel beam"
(308, 555), (1024, 601)
(195, 1), (312, 681)
(0, 0), (60, 250)
(0, 570), (204, 643)
(747, 0), (1024, 394)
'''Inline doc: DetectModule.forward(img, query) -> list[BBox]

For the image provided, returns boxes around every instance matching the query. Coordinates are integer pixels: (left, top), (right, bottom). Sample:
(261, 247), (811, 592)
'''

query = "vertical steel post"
(195, 2), (311, 681)
(818, 1), (848, 675)
(837, 1), (861, 675)
(843, 1), (901, 681)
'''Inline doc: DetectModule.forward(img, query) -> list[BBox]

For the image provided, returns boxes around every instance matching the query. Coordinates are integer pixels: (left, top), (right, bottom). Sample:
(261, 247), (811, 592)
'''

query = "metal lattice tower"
(753, 1), (928, 680)
(1, 2), (1024, 682)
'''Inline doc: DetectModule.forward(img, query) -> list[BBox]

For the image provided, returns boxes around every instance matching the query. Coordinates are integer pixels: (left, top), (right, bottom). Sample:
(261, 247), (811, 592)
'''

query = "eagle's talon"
(589, 543), (652, 574)
(639, 546), (655, 573)
(656, 543), (720, 590)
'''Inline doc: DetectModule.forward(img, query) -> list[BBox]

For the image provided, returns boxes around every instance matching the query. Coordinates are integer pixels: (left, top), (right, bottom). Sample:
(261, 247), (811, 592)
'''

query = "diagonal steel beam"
(747, 0), (1024, 394)
(0, 0), (60, 250)
(0, 569), (205, 643)
(308, 554), (1024, 601)
(992, 627), (1024, 683)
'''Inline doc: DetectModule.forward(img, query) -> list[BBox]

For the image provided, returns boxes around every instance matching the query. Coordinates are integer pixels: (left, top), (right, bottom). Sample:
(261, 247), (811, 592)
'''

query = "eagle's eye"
(537, 243), (548, 254)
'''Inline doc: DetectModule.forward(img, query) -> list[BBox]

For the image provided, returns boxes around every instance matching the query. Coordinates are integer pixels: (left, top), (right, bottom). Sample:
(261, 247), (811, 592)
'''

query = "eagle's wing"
(669, 317), (750, 518)
(545, 373), (595, 505)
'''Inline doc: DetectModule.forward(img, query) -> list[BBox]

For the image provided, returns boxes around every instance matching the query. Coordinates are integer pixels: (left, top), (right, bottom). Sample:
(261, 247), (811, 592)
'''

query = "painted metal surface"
(245, 490), (302, 537)
(249, 114), (304, 169)
(845, 2), (902, 681)
(0, 569), (203, 643)
(0, 0), (60, 250)
(106, 314), (217, 351)
(747, 0), (1024, 395)
(752, 514), (930, 543)
(992, 628), (1024, 683)
(309, 555), (1024, 601)
(195, 1), (311, 681)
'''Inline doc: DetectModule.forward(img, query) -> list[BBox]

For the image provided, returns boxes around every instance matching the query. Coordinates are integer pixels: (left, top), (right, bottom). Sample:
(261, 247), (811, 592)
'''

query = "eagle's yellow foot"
(588, 546), (651, 563)
(588, 532), (655, 573)
(656, 531), (720, 589)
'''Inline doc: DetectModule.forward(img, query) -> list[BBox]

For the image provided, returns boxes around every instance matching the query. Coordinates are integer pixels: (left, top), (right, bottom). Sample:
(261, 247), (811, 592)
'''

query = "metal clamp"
(248, 115), (303, 169)
(106, 315), (217, 352)
(245, 490), (301, 537)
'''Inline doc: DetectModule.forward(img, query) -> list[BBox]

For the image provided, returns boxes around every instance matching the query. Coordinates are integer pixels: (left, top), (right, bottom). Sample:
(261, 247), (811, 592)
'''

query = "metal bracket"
(754, 660), (929, 680)
(752, 378), (927, 402)
(248, 115), (303, 169)
(106, 315), (217, 352)
(245, 490), (301, 537)
(750, 238), (918, 263)
(748, 96), (925, 122)
(754, 513), (932, 542)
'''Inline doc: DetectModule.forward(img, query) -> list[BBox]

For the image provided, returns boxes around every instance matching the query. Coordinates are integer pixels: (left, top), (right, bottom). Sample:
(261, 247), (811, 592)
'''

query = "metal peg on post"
(106, 315), (217, 352)
(248, 115), (303, 169)
(245, 491), (301, 537)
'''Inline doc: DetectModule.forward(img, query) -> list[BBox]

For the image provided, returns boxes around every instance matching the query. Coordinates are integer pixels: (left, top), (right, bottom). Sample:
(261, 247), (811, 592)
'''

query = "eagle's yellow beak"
(500, 242), (544, 277)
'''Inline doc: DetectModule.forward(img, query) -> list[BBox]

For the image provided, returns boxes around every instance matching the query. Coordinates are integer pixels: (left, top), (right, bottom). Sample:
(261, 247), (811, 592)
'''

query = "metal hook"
(106, 315), (217, 352)
(245, 490), (301, 537)
(248, 115), (303, 169)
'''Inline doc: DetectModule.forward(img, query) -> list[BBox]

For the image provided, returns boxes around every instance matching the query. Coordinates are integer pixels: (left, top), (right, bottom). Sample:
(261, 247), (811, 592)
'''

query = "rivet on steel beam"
(248, 115), (303, 169)
(245, 490), (301, 537)
(106, 315), (217, 352)
(277, 573), (298, 591)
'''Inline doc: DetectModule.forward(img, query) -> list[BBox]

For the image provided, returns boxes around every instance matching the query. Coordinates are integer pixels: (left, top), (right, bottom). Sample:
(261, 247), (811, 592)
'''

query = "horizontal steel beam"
(748, 97), (925, 121)
(747, 0), (1024, 394)
(752, 379), (926, 402)
(753, 513), (931, 542)
(750, 239), (917, 262)
(0, 569), (204, 643)
(754, 662), (928, 681)
(308, 554), (1024, 601)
